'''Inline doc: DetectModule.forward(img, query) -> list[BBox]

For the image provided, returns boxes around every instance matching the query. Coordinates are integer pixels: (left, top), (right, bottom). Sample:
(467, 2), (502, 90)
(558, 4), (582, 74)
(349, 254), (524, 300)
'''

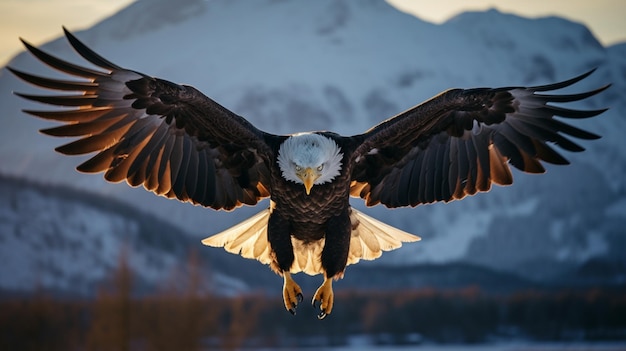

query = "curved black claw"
(312, 299), (328, 319)
(297, 292), (304, 304)
(288, 293), (303, 315)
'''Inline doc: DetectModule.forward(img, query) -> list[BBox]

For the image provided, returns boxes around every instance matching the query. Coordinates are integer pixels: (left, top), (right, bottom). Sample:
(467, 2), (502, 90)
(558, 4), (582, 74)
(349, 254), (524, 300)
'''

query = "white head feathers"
(277, 133), (343, 186)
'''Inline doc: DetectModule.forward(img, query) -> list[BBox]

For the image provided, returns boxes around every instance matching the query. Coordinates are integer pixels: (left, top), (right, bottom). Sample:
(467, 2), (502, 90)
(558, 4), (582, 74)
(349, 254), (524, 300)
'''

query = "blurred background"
(0, 0), (625, 350)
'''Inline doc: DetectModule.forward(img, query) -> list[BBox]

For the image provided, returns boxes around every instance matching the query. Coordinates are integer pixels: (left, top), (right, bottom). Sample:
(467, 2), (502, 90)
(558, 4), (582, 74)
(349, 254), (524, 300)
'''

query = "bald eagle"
(11, 28), (609, 319)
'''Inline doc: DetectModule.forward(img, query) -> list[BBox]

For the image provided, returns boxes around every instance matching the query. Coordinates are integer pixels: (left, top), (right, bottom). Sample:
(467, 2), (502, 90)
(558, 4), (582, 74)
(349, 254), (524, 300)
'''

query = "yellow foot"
(312, 277), (334, 320)
(282, 272), (303, 315)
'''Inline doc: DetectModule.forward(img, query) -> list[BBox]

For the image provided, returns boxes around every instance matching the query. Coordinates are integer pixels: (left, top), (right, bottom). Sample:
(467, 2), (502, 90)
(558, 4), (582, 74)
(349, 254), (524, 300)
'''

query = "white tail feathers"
(201, 207), (420, 276)
(347, 208), (420, 265)
(201, 209), (273, 266)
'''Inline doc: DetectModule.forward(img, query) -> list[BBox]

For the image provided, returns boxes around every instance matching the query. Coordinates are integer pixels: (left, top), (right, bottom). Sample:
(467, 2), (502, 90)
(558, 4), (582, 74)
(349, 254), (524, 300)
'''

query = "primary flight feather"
(11, 28), (609, 319)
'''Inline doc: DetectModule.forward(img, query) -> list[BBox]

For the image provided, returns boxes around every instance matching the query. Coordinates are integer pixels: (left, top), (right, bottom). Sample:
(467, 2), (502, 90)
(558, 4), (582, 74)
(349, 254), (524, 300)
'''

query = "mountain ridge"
(1, 0), (624, 289)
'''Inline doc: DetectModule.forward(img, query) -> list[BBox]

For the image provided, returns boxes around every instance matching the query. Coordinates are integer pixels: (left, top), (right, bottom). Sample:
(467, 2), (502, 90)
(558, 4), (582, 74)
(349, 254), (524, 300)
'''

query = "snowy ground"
(258, 341), (626, 351)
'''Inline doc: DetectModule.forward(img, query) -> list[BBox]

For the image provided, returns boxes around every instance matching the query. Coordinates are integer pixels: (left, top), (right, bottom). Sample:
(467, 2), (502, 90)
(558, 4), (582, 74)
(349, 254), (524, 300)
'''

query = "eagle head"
(277, 133), (343, 195)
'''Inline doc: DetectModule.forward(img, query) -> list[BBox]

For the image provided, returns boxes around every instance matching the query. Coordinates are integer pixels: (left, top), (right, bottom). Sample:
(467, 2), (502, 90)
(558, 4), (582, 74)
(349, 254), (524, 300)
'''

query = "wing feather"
(127, 122), (169, 177)
(168, 134), (185, 193)
(40, 115), (124, 137)
(22, 107), (113, 122)
(156, 135), (175, 195)
(144, 145), (164, 191)
(8, 67), (99, 91)
(464, 138), (478, 196)
(488, 145), (513, 185)
(408, 151), (424, 206)
(193, 150), (209, 204)
(185, 143), (200, 199)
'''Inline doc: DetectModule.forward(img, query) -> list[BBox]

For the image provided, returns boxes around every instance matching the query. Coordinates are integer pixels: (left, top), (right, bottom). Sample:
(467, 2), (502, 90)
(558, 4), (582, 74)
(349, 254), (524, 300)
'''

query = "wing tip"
(531, 67), (601, 92)
(18, 37), (35, 50)
(61, 26), (122, 71)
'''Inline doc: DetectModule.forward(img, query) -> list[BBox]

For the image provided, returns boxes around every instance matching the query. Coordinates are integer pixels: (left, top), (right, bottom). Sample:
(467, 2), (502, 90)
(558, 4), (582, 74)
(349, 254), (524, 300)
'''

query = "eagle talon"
(312, 277), (334, 320)
(282, 272), (303, 315)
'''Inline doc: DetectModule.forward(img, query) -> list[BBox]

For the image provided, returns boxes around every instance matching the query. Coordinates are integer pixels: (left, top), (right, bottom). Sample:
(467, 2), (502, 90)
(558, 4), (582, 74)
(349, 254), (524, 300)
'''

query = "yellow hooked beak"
(298, 167), (319, 195)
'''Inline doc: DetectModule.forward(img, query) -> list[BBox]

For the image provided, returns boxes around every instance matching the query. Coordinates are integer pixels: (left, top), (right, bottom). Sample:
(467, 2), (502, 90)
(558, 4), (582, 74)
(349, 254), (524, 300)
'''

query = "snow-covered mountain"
(0, 0), (624, 293)
(0, 174), (254, 296)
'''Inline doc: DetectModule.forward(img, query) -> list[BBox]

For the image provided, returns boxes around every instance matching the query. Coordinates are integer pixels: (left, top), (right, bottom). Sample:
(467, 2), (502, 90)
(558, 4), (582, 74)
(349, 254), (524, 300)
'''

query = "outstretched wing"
(350, 70), (609, 208)
(11, 28), (273, 210)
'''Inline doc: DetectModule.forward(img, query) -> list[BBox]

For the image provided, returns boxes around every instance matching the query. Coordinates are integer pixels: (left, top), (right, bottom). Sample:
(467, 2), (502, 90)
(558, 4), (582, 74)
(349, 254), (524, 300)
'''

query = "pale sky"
(1, 0), (625, 67)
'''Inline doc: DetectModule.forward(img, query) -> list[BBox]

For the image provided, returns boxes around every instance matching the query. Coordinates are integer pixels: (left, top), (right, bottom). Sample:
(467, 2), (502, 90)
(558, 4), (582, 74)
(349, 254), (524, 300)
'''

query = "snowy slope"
(1, 0), (624, 283)
(0, 175), (251, 296)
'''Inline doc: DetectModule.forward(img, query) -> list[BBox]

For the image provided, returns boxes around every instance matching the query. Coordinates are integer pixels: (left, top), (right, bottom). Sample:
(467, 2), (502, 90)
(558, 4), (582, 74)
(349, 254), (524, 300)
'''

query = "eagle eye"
(295, 165), (302, 172)
(317, 165), (324, 172)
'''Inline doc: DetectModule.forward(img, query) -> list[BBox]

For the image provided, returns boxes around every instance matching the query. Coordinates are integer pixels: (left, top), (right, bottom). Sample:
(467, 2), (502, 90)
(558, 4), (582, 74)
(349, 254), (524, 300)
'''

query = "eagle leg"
(268, 212), (303, 314)
(282, 272), (303, 315)
(312, 277), (334, 320)
(311, 209), (351, 319)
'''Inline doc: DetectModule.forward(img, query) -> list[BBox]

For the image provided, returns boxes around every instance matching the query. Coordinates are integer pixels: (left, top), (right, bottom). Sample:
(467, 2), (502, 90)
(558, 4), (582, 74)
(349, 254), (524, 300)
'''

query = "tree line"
(1, 249), (625, 350)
